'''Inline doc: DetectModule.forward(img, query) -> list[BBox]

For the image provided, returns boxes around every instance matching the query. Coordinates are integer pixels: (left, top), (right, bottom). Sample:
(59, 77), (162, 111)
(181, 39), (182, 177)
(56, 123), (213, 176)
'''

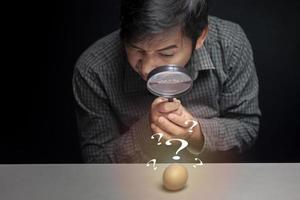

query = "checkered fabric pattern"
(72, 16), (261, 163)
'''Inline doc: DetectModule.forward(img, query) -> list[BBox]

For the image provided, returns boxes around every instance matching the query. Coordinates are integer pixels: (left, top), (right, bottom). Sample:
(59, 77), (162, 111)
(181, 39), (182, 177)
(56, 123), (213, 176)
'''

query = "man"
(73, 0), (261, 163)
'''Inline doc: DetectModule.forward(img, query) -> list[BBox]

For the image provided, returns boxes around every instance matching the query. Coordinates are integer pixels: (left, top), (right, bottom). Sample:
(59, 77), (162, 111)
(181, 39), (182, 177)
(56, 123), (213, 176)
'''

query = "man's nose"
(139, 56), (157, 80)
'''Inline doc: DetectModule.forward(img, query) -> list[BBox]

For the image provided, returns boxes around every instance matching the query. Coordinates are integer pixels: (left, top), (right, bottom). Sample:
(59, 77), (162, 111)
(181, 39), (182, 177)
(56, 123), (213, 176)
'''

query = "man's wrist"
(187, 122), (205, 155)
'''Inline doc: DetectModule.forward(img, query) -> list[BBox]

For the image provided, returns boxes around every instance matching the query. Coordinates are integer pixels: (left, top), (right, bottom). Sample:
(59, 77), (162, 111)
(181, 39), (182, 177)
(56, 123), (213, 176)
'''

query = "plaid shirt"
(73, 16), (261, 163)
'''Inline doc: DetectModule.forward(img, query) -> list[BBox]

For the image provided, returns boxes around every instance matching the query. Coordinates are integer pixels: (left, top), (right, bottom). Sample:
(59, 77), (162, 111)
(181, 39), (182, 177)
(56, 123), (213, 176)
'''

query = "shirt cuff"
(187, 118), (217, 155)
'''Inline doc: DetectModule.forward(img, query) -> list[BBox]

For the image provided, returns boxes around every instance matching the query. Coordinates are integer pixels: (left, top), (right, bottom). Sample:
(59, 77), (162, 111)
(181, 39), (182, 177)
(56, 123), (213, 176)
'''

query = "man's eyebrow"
(157, 45), (178, 51)
(128, 43), (178, 51)
(128, 43), (144, 50)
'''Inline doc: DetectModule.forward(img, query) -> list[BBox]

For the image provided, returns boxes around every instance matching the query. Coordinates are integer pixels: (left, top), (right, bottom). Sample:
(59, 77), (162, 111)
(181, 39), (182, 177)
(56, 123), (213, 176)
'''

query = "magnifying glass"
(146, 65), (193, 102)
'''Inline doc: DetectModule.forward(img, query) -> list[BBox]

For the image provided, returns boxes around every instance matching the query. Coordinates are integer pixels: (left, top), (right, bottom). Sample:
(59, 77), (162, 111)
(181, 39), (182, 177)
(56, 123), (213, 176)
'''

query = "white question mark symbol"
(146, 159), (157, 170)
(165, 139), (189, 160)
(151, 133), (164, 145)
(193, 158), (204, 168)
(184, 120), (198, 133)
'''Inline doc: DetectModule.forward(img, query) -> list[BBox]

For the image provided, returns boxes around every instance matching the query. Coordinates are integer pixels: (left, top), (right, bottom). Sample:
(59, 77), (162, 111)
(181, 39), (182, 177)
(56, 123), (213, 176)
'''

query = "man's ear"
(195, 26), (209, 49)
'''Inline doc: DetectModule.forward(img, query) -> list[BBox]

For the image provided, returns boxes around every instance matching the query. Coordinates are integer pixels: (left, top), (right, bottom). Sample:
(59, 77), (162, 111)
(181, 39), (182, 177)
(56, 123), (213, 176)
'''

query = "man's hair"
(120, 0), (208, 47)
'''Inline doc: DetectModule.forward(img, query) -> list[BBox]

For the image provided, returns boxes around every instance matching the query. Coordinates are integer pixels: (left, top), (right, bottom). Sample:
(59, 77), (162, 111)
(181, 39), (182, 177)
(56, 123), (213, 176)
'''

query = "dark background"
(3, 0), (300, 163)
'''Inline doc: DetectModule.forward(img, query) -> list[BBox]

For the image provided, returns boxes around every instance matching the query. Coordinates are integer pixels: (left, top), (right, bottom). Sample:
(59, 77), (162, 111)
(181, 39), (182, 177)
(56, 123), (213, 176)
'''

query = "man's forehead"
(131, 27), (184, 50)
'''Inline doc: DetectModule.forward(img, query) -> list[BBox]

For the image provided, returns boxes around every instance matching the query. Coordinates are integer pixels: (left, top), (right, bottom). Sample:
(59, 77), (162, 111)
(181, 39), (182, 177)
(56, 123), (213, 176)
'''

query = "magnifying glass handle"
(168, 98), (173, 102)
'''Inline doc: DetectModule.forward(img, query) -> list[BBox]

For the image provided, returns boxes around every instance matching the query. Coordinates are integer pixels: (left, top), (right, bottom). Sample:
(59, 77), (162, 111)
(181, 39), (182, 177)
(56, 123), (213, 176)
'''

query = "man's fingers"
(157, 101), (181, 113)
(157, 116), (187, 137)
(167, 113), (191, 127)
(150, 123), (172, 141)
(151, 97), (168, 109)
(173, 98), (181, 104)
(162, 98), (182, 115)
(171, 105), (183, 116)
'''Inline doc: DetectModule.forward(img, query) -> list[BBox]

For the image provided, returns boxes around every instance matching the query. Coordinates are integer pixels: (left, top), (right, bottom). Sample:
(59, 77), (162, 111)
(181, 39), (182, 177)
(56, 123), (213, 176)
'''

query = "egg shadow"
(157, 183), (188, 193)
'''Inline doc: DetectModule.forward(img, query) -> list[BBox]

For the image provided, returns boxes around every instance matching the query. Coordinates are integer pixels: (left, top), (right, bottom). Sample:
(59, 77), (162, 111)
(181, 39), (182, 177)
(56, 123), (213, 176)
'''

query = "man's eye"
(137, 50), (145, 55)
(159, 53), (174, 57)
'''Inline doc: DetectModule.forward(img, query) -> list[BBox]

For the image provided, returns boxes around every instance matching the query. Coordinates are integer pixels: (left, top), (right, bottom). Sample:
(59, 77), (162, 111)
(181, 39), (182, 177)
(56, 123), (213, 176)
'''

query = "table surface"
(0, 163), (299, 200)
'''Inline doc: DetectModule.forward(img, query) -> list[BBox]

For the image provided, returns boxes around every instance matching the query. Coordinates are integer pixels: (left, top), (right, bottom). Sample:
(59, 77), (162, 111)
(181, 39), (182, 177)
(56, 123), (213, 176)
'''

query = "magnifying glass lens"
(148, 72), (192, 95)
(147, 65), (193, 99)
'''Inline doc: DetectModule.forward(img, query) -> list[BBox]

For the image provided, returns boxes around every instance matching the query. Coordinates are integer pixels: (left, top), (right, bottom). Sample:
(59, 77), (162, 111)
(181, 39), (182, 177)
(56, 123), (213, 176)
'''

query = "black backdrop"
(3, 0), (299, 163)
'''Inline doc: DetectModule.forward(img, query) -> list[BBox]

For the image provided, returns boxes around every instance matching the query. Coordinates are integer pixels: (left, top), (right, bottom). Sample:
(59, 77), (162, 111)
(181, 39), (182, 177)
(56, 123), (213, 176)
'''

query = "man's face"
(124, 28), (194, 80)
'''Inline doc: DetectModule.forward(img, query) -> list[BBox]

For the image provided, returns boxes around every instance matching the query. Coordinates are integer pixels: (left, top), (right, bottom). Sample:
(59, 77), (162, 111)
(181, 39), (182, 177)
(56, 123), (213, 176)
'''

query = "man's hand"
(149, 97), (204, 153)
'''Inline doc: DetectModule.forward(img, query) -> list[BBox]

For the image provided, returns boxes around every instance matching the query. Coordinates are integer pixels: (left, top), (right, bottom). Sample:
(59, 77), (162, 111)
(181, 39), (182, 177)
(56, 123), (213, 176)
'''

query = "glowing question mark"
(184, 120), (198, 133)
(151, 133), (164, 145)
(193, 158), (204, 168)
(146, 159), (157, 170)
(165, 139), (189, 160)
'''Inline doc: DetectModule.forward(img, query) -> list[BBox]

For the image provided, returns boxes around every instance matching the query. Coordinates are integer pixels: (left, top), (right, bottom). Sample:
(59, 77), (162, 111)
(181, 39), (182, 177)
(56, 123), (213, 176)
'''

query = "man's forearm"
(197, 116), (260, 154)
(81, 114), (155, 163)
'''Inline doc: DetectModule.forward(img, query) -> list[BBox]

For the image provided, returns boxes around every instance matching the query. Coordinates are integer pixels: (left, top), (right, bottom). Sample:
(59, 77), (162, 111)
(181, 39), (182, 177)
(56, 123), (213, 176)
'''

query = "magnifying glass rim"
(147, 64), (188, 79)
(146, 64), (193, 98)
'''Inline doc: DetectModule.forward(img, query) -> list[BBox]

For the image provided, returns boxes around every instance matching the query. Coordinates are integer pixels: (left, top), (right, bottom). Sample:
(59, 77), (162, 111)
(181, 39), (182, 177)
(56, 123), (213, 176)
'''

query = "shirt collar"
(186, 44), (215, 80)
(123, 44), (215, 93)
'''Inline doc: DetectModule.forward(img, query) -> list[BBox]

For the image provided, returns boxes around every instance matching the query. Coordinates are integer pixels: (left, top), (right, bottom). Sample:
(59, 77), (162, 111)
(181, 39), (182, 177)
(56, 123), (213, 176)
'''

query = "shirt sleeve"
(194, 26), (261, 155)
(72, 62), (155, 163)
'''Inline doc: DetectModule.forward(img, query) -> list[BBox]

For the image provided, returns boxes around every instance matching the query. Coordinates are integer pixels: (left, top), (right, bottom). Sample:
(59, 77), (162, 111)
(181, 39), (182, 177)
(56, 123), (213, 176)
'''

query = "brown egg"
(163, 164), (188, 191)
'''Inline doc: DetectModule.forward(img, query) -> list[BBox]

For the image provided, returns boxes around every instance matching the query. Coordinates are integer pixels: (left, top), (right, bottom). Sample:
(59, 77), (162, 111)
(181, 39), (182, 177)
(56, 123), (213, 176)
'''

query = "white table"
(1, 163), (299, 200)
